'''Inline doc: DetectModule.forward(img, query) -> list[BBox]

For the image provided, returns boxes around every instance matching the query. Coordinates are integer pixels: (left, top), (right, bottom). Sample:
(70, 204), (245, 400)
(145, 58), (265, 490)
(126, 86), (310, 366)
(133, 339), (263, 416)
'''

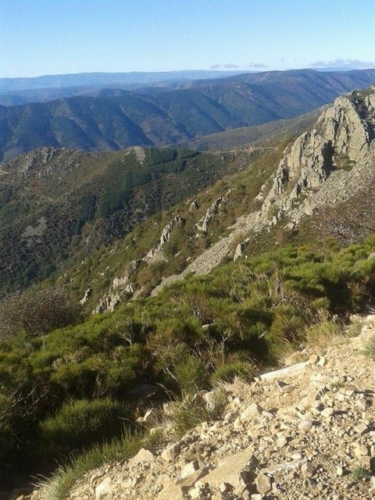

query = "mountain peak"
(257, 86), (375, 228)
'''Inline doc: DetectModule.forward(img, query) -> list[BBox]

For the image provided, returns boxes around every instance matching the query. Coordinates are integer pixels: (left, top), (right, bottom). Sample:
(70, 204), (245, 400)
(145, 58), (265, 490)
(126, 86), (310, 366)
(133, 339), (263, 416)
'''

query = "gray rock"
(298, 419), (313, 432)
(79, 287), (92, 305)
(234, 238), (250, 261)
(195, 197), (227, 234)
(156, 482), (185, 500)
(198, 448), (257, 495)
(95, 477), (113, 500)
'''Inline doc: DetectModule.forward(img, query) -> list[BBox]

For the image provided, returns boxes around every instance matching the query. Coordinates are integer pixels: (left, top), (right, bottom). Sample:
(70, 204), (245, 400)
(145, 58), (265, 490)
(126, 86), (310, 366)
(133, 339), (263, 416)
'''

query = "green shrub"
(351, 465), (371, 481)
(148, 316), (203, 384)
(39, 398), (126, 453)
(174, 354), (210, 394)
(170, 390), (227, 437)
(50, 355), (140, 400)
(0, 394), (15, 461)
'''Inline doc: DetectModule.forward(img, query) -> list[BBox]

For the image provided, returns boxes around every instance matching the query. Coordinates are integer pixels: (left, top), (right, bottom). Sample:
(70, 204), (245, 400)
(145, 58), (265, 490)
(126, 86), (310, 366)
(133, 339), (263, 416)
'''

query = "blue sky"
(1, 0), (375, 78)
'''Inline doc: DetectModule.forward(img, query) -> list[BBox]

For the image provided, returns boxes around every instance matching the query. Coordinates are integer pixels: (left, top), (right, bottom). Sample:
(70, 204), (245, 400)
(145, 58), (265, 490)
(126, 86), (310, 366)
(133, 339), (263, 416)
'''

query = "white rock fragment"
(299, 419), (313, 432)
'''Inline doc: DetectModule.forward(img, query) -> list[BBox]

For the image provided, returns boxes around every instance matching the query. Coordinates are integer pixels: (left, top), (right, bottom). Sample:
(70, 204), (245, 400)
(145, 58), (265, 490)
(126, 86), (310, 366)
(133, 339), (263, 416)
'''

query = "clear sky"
(1, 0), (375, 78)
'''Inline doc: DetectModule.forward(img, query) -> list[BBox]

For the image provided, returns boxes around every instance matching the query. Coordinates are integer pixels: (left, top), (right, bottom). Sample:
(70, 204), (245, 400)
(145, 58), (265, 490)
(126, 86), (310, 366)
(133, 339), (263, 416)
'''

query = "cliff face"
(261, 88), (375, 222)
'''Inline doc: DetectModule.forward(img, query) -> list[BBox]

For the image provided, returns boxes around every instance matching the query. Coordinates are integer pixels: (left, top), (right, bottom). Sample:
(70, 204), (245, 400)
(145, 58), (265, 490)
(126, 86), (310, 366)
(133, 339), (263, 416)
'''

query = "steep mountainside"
(83, 85), (375, 310)
(182, 108), (322, 151)
(1, 69), (375, 160)
(0, 146), (252, 297)
(2, 85), (375, 308)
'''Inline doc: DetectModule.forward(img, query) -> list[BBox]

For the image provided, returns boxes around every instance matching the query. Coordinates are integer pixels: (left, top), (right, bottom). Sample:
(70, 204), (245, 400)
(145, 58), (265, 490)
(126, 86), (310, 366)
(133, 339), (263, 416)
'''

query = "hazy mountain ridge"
(0, 70), (248, 92)
(2, 68), (375, 107)
(1, 69), (375, 161)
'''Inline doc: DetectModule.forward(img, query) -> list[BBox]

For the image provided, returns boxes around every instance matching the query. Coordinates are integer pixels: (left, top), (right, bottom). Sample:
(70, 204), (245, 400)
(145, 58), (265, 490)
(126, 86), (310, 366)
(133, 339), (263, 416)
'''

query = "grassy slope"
(1, 233), (375, 491)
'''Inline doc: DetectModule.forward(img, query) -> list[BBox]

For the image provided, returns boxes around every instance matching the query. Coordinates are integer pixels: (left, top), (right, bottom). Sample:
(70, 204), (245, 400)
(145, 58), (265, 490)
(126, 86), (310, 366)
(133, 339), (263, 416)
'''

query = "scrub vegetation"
(1, 236), (375, 488)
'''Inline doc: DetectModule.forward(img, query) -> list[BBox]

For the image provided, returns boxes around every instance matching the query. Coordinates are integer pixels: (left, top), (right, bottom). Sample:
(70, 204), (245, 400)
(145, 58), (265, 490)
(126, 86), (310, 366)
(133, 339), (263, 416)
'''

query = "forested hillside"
(2, 69), (375, 160)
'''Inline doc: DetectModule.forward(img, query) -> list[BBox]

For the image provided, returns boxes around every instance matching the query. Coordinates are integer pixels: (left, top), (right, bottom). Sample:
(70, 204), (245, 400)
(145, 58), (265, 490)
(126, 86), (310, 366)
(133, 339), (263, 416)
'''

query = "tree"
(0, 286), (82, 340)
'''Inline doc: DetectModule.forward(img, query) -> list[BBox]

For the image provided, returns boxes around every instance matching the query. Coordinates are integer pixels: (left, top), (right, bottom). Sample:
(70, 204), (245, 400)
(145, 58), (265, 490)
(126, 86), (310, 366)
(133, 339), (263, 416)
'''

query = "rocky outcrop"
(92, 261), (140, 313)
(94, 216), (187, 311)
(234, 238), (250, 262)
(159, 215), (184, 246)
(93, 292), (121, 314)
(189, 200), (200, 212)
(261, 90), (375, 222)
(145, 215), (185, 263)
(195, 197), (227, 235)
(22, 216), (48, 239)
(80, 287), (92, 305)
(30, 315), (375, 499)
(112, 260), (139, 290)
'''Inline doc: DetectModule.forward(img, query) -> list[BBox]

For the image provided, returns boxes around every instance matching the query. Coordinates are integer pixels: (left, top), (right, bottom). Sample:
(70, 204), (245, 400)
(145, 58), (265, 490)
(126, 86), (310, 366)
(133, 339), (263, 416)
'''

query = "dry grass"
(305, 321), (341, 353)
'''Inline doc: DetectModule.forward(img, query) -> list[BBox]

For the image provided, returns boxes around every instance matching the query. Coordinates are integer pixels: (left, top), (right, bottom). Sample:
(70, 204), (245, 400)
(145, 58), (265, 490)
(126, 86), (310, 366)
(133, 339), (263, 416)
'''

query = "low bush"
(170, 390), (227, 437)
(174, 354), (210, 394)
(39, 398), (126, 453)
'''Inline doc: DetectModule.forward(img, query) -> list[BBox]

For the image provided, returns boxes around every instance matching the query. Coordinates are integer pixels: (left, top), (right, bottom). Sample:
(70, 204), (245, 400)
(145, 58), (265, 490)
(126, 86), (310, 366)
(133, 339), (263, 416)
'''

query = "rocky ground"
(21, 314), (375, 500)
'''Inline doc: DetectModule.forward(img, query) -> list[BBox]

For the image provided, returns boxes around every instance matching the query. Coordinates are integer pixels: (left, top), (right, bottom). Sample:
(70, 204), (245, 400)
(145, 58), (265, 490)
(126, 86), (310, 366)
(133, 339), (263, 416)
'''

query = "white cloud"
(224, 63), (239, 69)
(210, 64), (221, 69)
(309, 58), (375, 69)
(248, 63), (269, 69)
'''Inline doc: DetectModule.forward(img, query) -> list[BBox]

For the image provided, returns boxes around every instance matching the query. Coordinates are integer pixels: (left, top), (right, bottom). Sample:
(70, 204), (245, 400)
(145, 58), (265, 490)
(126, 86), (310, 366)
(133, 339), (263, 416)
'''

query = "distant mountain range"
(0, 70), (247, 94)
(1, 69), (375, 161)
